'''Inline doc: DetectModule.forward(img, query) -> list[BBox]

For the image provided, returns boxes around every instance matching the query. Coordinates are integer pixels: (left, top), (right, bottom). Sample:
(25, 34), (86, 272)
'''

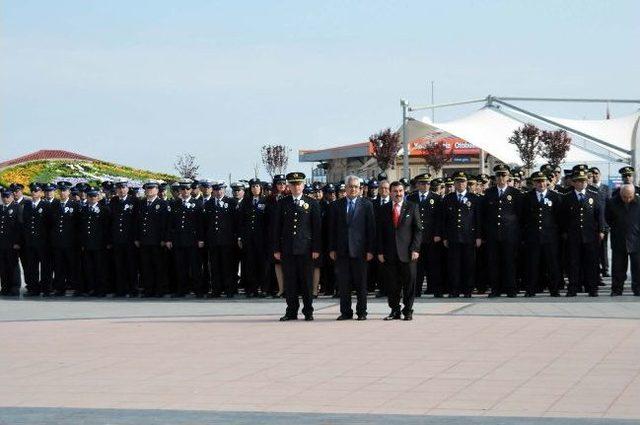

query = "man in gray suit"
(329, 176), (376, 320)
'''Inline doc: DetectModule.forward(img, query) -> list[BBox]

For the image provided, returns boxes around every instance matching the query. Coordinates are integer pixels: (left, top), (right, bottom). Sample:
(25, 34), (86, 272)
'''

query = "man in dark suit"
(135, 180), (170, 297)
(441, 172), (482, 297)
(406, 173), (443, 297)
(203, 180), (238, 297)
(329, 175), (376, 320)
(47, 182), (79, 296)
(273, 172), (321, 321)
(377, 181), (422, 320)
(561, 165), (604, 297)
(605, 184), (640, 296)
(109, 179), (138, 297)
(589, 167), (611, 279)
(78, 188), (110, 296)
(481, 164), (523, 297)
(371, 179), (391, 298)
(521, 171), (563, 296)
(0, 190), (21, 296)
(21, 183), (52, 296)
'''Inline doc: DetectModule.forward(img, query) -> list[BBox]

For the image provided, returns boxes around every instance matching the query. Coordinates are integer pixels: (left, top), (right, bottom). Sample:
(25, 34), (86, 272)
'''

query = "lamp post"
(401, 99), (409, 179)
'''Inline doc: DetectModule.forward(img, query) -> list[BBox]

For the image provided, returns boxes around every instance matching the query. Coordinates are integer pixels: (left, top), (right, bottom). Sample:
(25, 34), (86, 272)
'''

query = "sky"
(2, 0), (639, 180)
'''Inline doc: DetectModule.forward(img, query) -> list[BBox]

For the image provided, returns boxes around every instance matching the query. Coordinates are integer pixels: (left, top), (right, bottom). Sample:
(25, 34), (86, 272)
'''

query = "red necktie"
(392, 202), (401, 228)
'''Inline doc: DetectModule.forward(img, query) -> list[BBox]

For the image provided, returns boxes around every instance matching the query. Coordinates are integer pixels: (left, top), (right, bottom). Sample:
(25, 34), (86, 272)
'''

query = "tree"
(421, 141), (454, 175)
(369, 128), (401, 172)
(261, 144), (290, 178)
(508, 123), (541, 176)
(540, 129), (572, 168)
(174, 153), (200, 180)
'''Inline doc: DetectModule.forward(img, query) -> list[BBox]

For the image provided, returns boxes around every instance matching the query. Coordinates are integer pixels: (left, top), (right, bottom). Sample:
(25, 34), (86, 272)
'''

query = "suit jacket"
(167, 198), (204, 247)
(109, 195), (138, 245)
(406, 191), (441, 242)
(21, 199), (49, 248)
(0, 203), (22, 249)
(202, 196), (238, 247)
(481, 186), (522, 243)
(273, 195), (321, 256)
(136, 197), (169, 246)
(441, 191), (482, 244)
(560, 190), (603, 243)
(47, 199), (78, 249)
(605, 195), (640, 253)
(376, 200), (422, 263)
(78, 203), (110, 250)
(521, 189), (563, 244)
(328, 196), (376, 258)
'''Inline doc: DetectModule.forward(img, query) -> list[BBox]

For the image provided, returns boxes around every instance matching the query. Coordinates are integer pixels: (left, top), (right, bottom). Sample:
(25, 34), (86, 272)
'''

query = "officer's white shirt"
(146, 196), (158, 205)
(32, 199), (41, 208)
(380, 196), (390, 204)
(574, 189), (587, 197)
(536, 189), (548, 202)
(418, 191), (429, 201)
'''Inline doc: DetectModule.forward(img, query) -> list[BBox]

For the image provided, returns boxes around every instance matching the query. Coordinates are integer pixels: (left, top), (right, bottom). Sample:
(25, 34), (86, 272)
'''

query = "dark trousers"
(335, 256), (368, 317)
(383, 258), (415, 315)
(210, 245), (235, 295)
(112, 244), (137, 295)
(0, 248), (19, 295)
(567, 240), (599, 294)
(139, 245), (169, 296)
(447, 242), (475, 296)
(173, 246), (201, 295)
(487, 240), (518, 295)
(322, 255), (336, 295)
(82, 249), (106, 295)
(475, 243), (488, 293)
(199, 247), (211, 294)
(416, 241), (442, 296)
(11, 249), (27, 294)
(24, 246), (52, 294)
(600, 233), (610, 275)
(525, 241), (561, 295)
(282, 253), (313, 318)
(242, 240), (267, 295)
(611, 250), (640, 295)
(53, 247), (76, 293)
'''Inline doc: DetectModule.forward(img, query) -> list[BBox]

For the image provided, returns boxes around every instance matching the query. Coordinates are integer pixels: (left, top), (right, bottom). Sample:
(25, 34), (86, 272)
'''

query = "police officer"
(196, 180), (214, 294)
(166, 180), (205, 297)
(48, 182), (78, 296)
(109, 179), (138, 297)
(522, 171), (563, 297)
(266, 174), (287, 297)
(589, 167), (612, 280)
(274, 172), (321, 321)
(482, 164), (523, 297)
(237, 178), (268, 297)
(613, 166), (640, 196)
(0, 190), (21, 296)
(561, 165), (604, 297)
(78, 187), (110, 297)
(407, 173), (443, 297)
(22, 183), (52, 296)
(441, 172), (482, 298)
(203, 180), (237, 297)
(135, 180), (170, 297)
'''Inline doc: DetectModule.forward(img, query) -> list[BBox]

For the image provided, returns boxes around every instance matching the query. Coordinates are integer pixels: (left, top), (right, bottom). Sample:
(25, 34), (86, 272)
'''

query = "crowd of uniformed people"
(0, 162), (639, 321)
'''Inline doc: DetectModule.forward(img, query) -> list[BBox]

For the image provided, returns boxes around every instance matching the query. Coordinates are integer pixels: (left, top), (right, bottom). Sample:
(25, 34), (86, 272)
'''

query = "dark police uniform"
(47, 194), (79, 295)
(167, 196), (204, 296)
(136, 192), (170, 297)
(481, 182), (522, 297)
(203, 193), (238, 297)
(521, 176), (563, 296)
(407, 181), (442, 297)
(238, 190), (269, 297)
(21, 194), (52, 295)
(0, 197), (21, 295)
(78, 199), (110, 296)
(109, 194), (138, 296)
(441, 173), (482, 297)
(273, 172), (321, 320)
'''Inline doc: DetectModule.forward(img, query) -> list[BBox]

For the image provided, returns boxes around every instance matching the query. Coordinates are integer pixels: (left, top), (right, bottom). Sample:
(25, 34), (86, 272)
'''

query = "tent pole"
(401, 99), (410, 179)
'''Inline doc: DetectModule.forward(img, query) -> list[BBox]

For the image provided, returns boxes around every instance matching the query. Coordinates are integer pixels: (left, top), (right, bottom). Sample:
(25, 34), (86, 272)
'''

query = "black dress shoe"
(383, 313), (401, 321)
(279, 315), (297, 321)
(588, 292), (599, 297)
(433, 293), (444, 298)
(336, 315), (353, 321)
(403, 314), (413, 321)
(304, 315), (314, 321)
(356, 315), (367, 321)
(524, 292), (535, 297)
(566, 292), (577, 297)
(24, 291), (40, 297)
(550, 292), (560, 297)
(610, 292), (622, 297)
(488, 292), (500, 298)
(463, 293), (472, 298)
(602, 272), (610, 277)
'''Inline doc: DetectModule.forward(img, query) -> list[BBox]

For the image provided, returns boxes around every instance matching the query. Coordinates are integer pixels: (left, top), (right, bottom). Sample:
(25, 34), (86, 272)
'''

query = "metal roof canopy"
(399, 96), (640, 178)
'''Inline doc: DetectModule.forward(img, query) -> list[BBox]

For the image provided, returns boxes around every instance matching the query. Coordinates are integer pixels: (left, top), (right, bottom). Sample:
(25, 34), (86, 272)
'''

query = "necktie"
(347, 199), (355, 221)
(147, 201), (152, 207)
(392, 203), (401, 228)
(458, 194), (463, 203)
(294, 198), (300, 206)
(254, 198), (258, 207)
(579, 193), (584, 202)
(499, 189), (503, 198)
(420, 194), (425, 203)
(539, 193), (544, 204)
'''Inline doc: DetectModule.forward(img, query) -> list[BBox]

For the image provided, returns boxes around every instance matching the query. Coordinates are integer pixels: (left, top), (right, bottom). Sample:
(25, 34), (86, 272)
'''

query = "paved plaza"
(1, 291), (639, 424)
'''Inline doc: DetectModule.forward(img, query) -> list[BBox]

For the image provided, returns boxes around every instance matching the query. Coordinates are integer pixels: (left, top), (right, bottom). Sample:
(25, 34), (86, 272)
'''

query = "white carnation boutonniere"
(588, 198), (594, 205)
(223, 202), (228, 209)
(506, 194), (512, 201)
(155, 204), (160, 210)
(38, 208), (43, 213)
(257, 203), (265, 210)
(302, 201), (309, 210)
(8, 209), (13, 215)
(124, 204), (133, 211)
(544, 198), (552, 207)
